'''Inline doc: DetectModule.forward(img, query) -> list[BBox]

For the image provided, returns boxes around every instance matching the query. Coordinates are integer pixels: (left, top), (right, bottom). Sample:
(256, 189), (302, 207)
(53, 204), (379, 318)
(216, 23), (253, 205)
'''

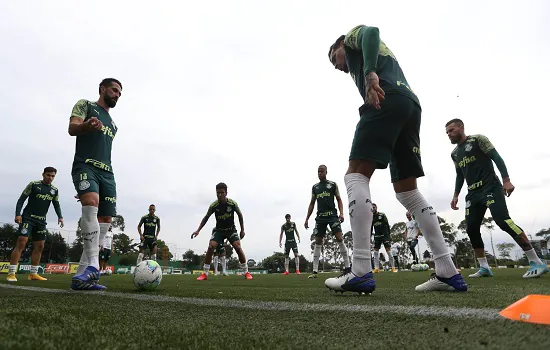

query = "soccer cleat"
(325, 271), (376, 294)
(6, 274), (17, 282)
(283, 271), (289, 275)
(70, 280), (106, 290)
(28, 273), (48, 281)
(468, 267), (493, 278)
(71, 266), (104, 290)
(373, 268), (380, 273)
(197, 273), (208, 281)
(245, 272), (253, 280)
(296, 270), (301, 275)
(222, 272), (229, 276)
(415, 273), (468, 292)
(522, 261), (550, 279)
(392, 268), (397, 273)
(214, 272), (220, 276)
(308, 271), (318, 279)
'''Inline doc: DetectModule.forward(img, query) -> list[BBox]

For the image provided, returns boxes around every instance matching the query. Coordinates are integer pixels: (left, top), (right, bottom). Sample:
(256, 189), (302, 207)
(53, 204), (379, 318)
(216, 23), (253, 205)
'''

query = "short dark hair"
(445, 118), (464, 127)
(372, 203), (377, 207)
(216, 182), (228, 191)
(149, 204), (155, 208)
(319, 164), (327, 170)
(285, 214), (291, 219)
(328, 35), (345, 61)
(43, 167), (57, 174)
(99, 78), (122, 94)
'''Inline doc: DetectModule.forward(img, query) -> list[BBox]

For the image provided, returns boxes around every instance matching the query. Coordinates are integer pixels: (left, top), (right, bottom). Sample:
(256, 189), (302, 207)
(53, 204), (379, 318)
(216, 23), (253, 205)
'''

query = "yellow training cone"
(500, 295), (550, 325)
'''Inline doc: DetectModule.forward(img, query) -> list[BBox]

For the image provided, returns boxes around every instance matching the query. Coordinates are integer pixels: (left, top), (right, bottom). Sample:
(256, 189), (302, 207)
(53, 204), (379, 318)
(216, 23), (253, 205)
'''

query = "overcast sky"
(1, 0), (549, 263)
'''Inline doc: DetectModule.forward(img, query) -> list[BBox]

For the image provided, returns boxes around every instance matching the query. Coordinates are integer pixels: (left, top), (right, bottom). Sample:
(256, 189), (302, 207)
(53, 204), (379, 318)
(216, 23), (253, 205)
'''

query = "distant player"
(371, 204), (396, 273)
(405, 212), (422, 265)
(324, 25), (466, 293)
(305, 165), (350, 279)
(6, 167), (64, 282)
(192, 182), (252, 280)
(137, 204), (161, 264)
(99, 225), (114, 275)
(391, 242), (400, 270)
(279, 214), (301, 275)
(69, 78), (122, 290)
(446, 118), (549, 278)
(213, 237), (229, 276)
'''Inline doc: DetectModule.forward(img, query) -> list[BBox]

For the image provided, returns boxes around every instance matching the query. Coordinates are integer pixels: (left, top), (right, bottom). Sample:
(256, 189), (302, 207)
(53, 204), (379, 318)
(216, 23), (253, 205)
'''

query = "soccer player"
(68, 77), (122, 290)
(6, 167), (64, 282)
(279, 214), (301, 275)
(137, 204), (161, 264)
(446, 119), (549, 278)
(325, 25), (467, 293)
(191, 182), (252, 280)
(99, 225), (114, 275)
(304, 165), (350, 279)
(391, 242), (400, 270)
(213, 237), (228, 276)
(405, 211), (422, 265)
(371, 204), (396, 273)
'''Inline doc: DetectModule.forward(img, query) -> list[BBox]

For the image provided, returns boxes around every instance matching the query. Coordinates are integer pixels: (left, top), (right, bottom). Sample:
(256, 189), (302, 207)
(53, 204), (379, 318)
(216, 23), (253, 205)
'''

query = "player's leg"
(221, 242), (228, 275)
(388, 99), (466, 292)
(213, 253), (219, 275)
(283, 245), (291, 274)
(137, 242), (145, 264)
(464, 198), (493, 277)
(293, 247), (300, 274)
(408, 240), (418, 264)
(151, 241), (158, 261)
(393, 255), (400, 270)
(486, 187), (548, 278)
(198, 239), (217, 280)
(229, 232), (252, 279)
(28, 228), (47, 280)
(333, 223), (350, 270)
(373, 240), (382, 272)
(310, 224), (325, 278)
(385, 242), (396, 272)
(7, 226), (30, 281)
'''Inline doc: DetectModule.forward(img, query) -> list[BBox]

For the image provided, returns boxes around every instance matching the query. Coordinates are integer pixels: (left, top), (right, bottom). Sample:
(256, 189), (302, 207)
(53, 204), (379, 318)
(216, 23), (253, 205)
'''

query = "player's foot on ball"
(197, 273), (208, 281)
(415, 273), (468, 292)
(522, 261), (550, 279)
(325, 271), (376, 294)
(296, 270), (301, 275)
(283, 271), (289, 275)
(392, 268), (397, 273)
(373, 268), (380, 273)
(6, 273), (17, 282)
(468, 267), (493, 278)
(308, 271), (318, 279)
(28, 273), (47, 281)
(244, 272), (253, 280)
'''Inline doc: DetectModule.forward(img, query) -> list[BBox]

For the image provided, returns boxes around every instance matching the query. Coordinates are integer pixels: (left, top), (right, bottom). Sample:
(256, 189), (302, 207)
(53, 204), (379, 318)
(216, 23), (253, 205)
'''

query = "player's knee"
(468, 231), (484, 249)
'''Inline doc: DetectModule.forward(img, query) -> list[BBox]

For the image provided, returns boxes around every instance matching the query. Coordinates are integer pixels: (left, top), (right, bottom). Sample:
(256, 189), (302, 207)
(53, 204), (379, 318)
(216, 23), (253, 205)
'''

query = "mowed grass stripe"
(0, 283), (503, 320)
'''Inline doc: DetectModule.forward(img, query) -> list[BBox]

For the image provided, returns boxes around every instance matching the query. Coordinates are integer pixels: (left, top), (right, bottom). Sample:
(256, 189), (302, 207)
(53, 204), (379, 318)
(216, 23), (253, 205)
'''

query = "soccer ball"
(105, 269), (112, 276)
(133, 260), (162, 290)
(411, 264), (421, 271)
(421, 263), (430, 271)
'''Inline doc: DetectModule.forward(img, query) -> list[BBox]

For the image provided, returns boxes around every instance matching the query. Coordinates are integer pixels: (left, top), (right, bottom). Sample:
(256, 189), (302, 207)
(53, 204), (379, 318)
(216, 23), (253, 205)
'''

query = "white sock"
(313, 244), (322, 272)
(80, 206), (100, 270)
(221, 256), (227, 272)
(150, 253), (156, 261)
(374, 251), (380, 269)
(344, 173), (373, 276)
(284, 257), (289, 272)
(9, 264), (17, 274)
(524, 248), (543, 265)
(77, 249), (88, 275)
(295, 256), (300, 271)
(213, 256), (219, 273)
(99, 223), (109, 251)
(477, 257), (490, 269)
(337, 241), (350, 268)
(203, 263), (210, 275)
(240, 262), (249, 273)
(137, 252), (144, 265)
(31, 265), (39, 274)
(396, 189), (456, 278)
(389, 252), (395, 268)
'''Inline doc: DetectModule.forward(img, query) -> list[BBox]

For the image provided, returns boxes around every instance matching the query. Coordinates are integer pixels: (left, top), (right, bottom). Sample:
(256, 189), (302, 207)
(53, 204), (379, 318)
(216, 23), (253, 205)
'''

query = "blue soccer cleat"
(70, 266), (106, 290)
(325, 270), (376, 294)
(522, 261), (550, 279)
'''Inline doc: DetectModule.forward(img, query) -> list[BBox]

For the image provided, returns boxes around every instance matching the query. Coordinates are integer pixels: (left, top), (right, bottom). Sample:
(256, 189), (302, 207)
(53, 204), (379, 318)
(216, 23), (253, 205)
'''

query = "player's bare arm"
(336, 194), (345, 223)
(279, 229), (284, 248)
(304, 196), (316, 229)
(237, 210), (245, 239)
(68, 116), (103, 136)
(192, 211), (213, 238)
(137, 219), (144, 241)
(451, 162), (464, 210)
(156, 221), (161, 239)
(14, 188), (29, 224)
(295, 226), (301, 243)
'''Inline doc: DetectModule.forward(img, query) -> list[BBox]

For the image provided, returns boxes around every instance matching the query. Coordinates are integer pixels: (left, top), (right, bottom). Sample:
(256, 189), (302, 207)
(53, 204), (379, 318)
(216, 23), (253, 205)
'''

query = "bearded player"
(371, 204), (396, 273)
(446, 118), (548, 278)
(324, 25), (466, 293)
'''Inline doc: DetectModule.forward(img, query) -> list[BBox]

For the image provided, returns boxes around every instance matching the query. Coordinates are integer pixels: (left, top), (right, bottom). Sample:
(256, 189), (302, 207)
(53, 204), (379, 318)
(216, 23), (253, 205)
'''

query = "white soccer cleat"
(522, 262), (550, 279)
(468, 267), (493, 278)
(415, 273), (468, 292)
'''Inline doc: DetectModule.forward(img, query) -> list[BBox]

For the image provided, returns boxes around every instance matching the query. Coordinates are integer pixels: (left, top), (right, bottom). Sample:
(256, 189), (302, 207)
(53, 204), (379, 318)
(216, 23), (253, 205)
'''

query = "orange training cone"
(499, 294), (550, 325)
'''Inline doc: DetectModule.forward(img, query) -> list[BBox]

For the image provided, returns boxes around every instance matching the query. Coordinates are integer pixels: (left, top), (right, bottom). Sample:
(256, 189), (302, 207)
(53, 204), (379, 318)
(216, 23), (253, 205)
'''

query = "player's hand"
(279, 242), (282, 248)
(140, 235), (144, 241)
(14, 216), (22, 224)
(58, 218), (64, 228)
(85, 117), (103, 131)
(503, 180), (515, 197)
(304, 221), (309, 229)
(191, 231), (199, 239)
(365, 72), (385, 109)
(339, 215), (345, 223)
(240, 230), (245, 239)
(450, 196), (459, 210)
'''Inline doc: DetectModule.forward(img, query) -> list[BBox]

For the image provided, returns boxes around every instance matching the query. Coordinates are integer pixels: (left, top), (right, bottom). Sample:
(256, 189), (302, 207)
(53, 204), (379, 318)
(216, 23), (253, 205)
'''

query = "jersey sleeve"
(344, 25), (381, 76)
(71, 99), (89, 120)
(233, 201), (242, 215)
(334, 183), (341, 197)
(311, 186), (316, 199)
(156, 216), (161, 227)
(476, 135), (495, 154)
(15, 182), (33, 216)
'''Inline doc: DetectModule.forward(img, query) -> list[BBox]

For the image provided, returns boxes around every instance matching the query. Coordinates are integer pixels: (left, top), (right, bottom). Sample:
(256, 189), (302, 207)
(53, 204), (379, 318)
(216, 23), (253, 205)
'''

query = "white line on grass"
(0, 283), (503, 320)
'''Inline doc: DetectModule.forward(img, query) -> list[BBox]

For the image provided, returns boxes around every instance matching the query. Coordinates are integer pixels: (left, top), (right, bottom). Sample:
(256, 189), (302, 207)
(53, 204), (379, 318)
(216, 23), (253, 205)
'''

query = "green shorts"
(99, 248), (111, 261)
(350, 94), (424, 183)
(284, 240), (298, 256)
(17, 219), (47, 241)
(314, 217), (342, 237)
(72, 165), (117, 217)
(210, 228), (239, 246)
(140, 237), (157, 251)
(374, 239), (391, 250)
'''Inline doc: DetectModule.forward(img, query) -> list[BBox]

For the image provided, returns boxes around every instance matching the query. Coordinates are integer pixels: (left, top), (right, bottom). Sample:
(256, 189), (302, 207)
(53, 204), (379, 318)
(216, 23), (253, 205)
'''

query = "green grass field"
(1, 269), (549, 350)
